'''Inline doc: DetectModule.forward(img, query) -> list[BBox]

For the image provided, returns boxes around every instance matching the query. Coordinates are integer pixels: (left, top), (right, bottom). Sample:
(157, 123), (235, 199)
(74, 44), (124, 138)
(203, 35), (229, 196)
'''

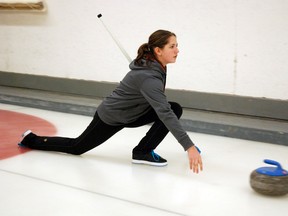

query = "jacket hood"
(129, 59), (166, 74)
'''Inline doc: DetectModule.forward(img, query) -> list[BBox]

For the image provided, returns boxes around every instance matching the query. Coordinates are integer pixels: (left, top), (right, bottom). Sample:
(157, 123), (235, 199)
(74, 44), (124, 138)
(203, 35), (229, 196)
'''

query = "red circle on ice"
(0, 110), (57, 160)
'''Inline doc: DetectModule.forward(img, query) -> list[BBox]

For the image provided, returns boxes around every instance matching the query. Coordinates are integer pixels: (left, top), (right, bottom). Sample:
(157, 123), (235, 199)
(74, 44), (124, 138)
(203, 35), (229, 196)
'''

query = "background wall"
(0, 0), (287, 100)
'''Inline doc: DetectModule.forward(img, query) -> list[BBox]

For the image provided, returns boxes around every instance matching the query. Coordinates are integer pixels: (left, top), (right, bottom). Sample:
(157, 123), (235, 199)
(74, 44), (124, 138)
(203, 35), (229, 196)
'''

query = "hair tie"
(147, 45), (151, 52)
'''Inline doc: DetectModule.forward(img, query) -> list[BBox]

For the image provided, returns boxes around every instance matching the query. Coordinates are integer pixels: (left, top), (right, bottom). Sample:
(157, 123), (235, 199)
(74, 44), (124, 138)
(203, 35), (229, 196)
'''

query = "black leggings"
(22, 102), (183, 155)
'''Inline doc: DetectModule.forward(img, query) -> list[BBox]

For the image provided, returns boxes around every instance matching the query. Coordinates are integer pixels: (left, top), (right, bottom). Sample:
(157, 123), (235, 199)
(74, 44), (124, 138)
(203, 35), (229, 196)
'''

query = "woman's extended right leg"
(20, 113), (123, 155)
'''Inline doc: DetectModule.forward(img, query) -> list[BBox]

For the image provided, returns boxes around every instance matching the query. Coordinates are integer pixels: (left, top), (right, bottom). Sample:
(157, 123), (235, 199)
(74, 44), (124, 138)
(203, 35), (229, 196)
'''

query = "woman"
(19, 30), (203, 173)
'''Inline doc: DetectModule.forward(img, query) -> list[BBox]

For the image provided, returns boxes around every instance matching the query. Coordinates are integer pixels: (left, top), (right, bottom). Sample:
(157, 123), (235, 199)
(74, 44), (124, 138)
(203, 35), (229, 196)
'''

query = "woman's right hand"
(187, 146), (203, 173)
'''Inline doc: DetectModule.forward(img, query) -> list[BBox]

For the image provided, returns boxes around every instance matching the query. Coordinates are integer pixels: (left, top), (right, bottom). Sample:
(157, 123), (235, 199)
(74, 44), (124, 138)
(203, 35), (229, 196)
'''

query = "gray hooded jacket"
(97, 59), (194, 151)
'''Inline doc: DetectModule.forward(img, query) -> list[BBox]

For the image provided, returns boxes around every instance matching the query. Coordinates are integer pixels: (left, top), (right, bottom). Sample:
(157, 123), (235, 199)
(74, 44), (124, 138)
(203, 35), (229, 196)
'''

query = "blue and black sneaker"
(132, 150), (167, 167)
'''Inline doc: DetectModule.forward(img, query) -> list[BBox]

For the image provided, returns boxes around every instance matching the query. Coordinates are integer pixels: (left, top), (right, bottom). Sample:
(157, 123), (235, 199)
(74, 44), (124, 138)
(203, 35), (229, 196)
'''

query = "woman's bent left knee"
(169, 102), (183, 119)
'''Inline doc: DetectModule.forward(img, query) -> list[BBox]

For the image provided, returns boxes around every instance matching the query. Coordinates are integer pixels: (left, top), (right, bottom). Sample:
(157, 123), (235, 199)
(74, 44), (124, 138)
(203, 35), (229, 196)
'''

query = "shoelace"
(151, 150), (160, 162)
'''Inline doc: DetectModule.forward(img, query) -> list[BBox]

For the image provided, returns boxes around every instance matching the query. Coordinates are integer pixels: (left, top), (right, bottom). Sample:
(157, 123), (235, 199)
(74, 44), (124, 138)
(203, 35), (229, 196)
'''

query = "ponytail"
(135, 43), (154, 65)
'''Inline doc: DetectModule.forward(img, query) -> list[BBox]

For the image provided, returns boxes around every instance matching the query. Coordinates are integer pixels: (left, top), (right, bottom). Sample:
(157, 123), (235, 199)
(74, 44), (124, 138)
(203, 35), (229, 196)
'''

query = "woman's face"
(154, 36), (179, 67)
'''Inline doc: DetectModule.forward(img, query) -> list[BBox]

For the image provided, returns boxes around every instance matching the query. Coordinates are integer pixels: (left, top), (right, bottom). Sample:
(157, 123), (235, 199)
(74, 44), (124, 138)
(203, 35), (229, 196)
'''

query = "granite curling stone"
(250, 159), (288, 196)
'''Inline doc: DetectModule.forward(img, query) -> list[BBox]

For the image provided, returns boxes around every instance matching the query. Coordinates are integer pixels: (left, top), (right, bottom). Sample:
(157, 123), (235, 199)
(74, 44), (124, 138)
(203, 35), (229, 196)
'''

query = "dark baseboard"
(1, 71), (287, 120)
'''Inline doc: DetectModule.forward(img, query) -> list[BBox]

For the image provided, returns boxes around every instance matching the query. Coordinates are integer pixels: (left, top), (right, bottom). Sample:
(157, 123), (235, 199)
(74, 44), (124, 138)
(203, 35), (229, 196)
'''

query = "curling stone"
(250, 159), (288, 196)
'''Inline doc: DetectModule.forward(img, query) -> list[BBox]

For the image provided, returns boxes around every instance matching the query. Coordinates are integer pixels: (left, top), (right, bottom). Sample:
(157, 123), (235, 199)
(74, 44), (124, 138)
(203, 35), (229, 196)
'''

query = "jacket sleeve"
(139, 76), (195, 151)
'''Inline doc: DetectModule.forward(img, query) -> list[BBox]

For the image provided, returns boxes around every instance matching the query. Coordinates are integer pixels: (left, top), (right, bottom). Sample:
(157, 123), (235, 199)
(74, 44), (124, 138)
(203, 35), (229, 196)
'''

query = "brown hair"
(135, 30), (176, 65)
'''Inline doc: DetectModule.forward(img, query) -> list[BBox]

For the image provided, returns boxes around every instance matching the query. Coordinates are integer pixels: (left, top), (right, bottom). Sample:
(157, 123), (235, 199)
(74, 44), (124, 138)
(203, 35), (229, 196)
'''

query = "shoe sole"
(132, 159), (168, 167)
(22, 130), (32, 138)
(18, 130), (32, 147)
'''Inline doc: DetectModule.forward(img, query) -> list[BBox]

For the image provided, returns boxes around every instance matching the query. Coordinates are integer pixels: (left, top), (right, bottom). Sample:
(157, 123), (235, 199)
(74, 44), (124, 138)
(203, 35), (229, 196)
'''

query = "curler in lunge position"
(19, 30), (203, 173)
